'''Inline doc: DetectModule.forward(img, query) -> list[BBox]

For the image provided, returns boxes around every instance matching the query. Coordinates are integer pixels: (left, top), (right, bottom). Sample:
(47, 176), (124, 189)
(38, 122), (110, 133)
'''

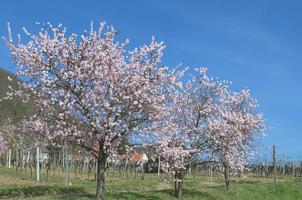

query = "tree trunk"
(141, 162), (144, 180)
(96, 148), (107, 200)
(177, 179), (183, 198)
(223, 163), (230, 191)
(174, 178), (178, 195)
(174, 170), (184, 198)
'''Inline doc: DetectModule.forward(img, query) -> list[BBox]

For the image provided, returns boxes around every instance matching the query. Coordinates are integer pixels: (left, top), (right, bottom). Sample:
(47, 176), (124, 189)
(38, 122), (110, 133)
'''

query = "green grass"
(0, 168), (301, 199)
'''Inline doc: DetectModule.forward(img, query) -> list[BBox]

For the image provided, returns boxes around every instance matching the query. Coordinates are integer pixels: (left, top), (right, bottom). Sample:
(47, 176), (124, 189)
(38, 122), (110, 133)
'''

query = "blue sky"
(0, 0), (301, 160)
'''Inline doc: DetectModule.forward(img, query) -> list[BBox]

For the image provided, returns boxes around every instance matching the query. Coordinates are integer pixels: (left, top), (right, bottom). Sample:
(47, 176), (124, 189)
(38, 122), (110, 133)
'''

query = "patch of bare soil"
(0, 174), (38, 185)
(156, 182), (171, 190)
(201, 181), (224, 187)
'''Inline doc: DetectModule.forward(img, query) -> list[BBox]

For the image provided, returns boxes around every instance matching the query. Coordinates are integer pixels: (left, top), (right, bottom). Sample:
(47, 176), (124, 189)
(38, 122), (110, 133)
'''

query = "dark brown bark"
(223, 162), (230, 191)
(174, 170), (185, 198)
(174, 178), (178, 194)
(176, 180), (183, 198)
(96, 148), (107, 200)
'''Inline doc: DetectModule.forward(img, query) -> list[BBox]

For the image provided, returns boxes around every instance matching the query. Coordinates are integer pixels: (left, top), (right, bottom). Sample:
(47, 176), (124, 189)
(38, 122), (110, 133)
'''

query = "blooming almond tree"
(147, 67), (229, 198)
(156, 67), (264, 193)
(5, 22), (180, 200)
(176, 67), (230, 156)
(146, 118), (192, 199)
(206, 89), (265, 190)
(149, 139), (191, 198)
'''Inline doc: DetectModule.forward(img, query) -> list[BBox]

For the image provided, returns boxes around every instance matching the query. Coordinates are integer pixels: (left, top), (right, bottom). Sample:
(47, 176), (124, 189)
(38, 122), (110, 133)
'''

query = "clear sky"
(0, 0), (301, 160)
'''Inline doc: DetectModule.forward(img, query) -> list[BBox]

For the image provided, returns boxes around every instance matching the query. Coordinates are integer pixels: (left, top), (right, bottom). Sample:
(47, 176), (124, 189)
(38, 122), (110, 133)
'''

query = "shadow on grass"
(179, 189), (218, 200)
(0, 185), (95, 199)
(109, 191), (162, 200)
(109, 188), (218, 200)
(207, 179), (261, 190)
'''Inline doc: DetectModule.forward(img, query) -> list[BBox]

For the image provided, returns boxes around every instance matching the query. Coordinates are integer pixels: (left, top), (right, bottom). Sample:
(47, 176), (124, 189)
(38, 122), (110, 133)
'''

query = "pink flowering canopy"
(5, 21), (265, 174)
(149, 67), (265, 173)
(5, 22), (181, 156)
(206, 89), (265, 171)
(146, 67), (227, 171)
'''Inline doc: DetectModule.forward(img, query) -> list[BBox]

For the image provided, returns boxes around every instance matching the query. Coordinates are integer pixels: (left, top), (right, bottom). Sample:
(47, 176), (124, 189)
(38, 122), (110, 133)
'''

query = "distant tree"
(177, 68), (265, 191)
(150, 68), (265, 197)
(147, 139), (191, 198)
(206, 89), (265, 190)
(148, 67), (228, 198)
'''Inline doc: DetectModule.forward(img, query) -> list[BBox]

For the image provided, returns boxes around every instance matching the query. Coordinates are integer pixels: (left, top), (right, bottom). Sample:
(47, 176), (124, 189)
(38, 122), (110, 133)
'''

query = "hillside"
(0, 68), (32, 124)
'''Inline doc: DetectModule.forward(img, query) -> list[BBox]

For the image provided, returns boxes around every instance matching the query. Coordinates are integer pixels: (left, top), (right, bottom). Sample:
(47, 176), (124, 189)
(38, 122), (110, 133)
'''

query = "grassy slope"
(0, 168), (301, 200)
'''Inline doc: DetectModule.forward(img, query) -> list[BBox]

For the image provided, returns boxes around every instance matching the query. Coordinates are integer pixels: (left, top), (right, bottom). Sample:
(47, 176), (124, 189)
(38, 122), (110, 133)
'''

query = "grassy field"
(0, 168), (301, 199)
